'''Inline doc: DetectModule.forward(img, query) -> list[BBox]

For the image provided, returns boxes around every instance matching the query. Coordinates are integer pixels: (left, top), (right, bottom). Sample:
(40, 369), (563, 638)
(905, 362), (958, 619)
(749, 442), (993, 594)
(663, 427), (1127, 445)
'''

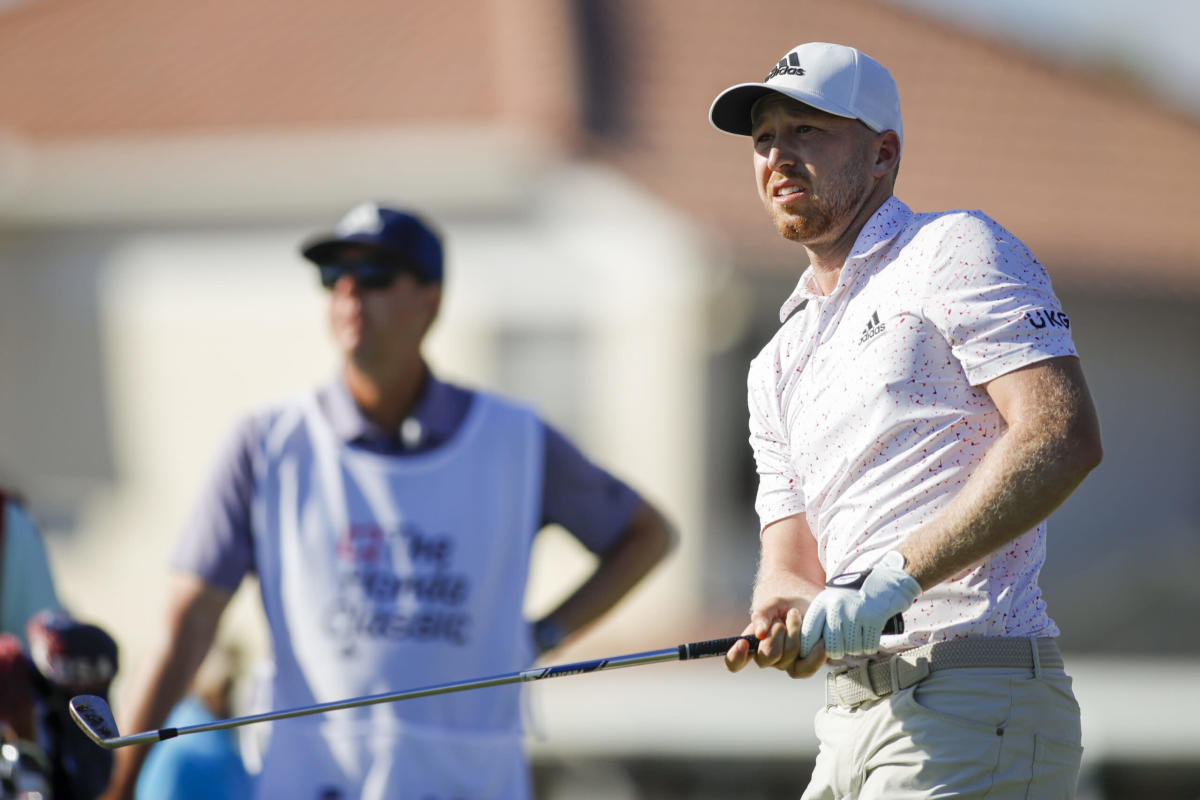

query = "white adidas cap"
(709, 42), (902, 146)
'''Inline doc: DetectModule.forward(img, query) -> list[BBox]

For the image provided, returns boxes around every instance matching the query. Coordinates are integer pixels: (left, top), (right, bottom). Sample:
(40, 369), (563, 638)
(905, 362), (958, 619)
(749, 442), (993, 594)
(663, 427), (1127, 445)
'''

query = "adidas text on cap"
(709, 42), (902, 146)
(301, 202), (444, 283)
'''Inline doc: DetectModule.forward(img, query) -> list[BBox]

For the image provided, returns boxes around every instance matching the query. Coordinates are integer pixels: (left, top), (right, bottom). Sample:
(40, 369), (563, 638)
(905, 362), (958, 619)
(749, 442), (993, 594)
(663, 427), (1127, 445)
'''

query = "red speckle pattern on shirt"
(748, 198), (1077, 646)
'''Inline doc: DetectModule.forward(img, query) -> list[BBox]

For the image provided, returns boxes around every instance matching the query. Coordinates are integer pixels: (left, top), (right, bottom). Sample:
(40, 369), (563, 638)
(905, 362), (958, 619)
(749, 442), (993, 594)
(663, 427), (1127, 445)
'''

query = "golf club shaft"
(91, 635), (758, 748)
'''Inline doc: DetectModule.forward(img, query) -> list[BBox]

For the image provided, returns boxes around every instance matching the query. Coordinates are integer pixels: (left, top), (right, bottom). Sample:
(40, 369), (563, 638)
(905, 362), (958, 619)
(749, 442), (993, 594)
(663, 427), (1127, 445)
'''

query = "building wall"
(1039, 289), (1200, 655)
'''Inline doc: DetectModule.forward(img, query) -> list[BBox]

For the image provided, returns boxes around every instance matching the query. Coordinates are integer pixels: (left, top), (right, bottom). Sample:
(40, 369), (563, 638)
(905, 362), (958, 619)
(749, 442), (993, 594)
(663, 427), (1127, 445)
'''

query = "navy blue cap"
(301, 203), (444, 283)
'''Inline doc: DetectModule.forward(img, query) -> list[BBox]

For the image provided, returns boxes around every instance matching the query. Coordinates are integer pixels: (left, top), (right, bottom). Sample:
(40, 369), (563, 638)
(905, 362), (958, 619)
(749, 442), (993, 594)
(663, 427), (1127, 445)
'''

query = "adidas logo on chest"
(858, 310), (887, 345)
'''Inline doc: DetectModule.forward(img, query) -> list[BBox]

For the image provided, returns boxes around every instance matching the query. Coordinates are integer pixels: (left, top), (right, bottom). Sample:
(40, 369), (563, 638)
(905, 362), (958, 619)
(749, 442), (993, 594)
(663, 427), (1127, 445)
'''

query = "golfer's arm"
(755, 514), (826, 604)
(102, 573), (232, 800)
(725, 515), (826, 674)
(897, 356), (1102, 590)
(539, 500), (675, 642)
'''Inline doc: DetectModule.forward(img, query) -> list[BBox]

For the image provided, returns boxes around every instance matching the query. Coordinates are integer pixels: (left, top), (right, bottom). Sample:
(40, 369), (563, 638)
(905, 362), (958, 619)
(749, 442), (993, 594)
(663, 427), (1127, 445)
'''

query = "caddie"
(100, 203), (675, 800)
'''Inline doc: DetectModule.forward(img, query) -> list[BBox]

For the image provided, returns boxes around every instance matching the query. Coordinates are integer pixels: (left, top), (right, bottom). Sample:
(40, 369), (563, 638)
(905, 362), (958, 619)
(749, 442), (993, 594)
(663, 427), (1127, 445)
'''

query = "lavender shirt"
(172, 373), (641, 590)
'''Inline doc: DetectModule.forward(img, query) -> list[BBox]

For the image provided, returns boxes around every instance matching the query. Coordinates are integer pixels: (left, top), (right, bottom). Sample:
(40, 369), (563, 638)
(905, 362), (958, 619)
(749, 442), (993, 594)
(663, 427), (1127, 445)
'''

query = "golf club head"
(68, 695), (119, 749)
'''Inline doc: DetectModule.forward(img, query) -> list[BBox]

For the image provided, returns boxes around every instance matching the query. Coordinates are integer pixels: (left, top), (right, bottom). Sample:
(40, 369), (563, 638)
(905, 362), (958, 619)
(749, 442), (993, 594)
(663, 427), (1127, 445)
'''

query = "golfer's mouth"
(773, 183), (807, 203)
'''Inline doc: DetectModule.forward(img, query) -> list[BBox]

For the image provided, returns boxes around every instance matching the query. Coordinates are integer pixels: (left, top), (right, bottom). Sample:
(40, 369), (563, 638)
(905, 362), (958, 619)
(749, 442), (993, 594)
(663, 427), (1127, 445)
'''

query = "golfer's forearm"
(744, 516), (826, 632)
(751, 568), (824, 617)
(759, 516), (826, 591)
(543, 501), (675, 635)
(898, 413), (1101, 591)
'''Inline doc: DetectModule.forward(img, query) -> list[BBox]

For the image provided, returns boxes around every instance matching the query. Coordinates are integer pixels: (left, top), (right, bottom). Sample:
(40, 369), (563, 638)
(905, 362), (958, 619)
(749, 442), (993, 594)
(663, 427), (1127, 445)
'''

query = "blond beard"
(768, 144), (873, 245)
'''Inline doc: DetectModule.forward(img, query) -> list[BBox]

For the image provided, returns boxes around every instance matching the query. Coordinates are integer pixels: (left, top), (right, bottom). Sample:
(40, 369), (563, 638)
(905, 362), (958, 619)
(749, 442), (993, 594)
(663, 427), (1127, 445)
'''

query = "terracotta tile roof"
(0, 0), (576, 135)
(2, 0), (1197, 292)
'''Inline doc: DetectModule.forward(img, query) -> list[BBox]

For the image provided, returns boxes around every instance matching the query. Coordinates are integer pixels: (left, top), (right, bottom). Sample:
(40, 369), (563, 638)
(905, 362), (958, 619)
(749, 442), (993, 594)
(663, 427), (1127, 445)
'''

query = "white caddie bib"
(249, 390), (543, 800)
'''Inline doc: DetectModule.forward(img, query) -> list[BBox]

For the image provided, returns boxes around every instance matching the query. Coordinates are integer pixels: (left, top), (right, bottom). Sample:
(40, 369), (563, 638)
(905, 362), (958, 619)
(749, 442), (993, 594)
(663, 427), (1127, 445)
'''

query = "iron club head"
(68, 695), (174, 750)
(68, 695), (121, 749)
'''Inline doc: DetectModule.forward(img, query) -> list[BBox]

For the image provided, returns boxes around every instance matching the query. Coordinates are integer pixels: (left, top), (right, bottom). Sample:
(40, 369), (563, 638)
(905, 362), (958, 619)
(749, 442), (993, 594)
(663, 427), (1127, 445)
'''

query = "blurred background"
(1, 0), (1197, 797)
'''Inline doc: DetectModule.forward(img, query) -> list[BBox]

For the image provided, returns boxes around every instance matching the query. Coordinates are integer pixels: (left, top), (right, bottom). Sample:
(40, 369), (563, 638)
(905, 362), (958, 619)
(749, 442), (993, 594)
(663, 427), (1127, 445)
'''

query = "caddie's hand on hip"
(800, 557), (921, 660)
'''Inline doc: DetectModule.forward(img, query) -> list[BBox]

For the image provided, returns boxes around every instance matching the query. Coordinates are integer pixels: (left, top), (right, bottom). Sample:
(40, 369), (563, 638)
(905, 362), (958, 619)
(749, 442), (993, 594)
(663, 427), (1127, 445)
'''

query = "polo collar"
(323, 368), (461, 447)
(847, 196), (911, 262)
(778, 196), (912, 322)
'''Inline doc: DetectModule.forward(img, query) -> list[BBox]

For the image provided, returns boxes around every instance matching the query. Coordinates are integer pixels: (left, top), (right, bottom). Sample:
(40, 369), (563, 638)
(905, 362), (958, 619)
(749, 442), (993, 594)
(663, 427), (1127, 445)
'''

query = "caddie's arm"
(726, 513), (827, 678)
(99, 574), (232, 800)
(532, 500), (675, 655)
(894, 355), (1102, 591)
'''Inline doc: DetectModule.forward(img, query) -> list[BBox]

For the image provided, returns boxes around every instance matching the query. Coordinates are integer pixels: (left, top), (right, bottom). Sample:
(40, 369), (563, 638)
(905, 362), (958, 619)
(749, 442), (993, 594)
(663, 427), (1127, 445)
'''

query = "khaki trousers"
(801, 665), (1082, 799)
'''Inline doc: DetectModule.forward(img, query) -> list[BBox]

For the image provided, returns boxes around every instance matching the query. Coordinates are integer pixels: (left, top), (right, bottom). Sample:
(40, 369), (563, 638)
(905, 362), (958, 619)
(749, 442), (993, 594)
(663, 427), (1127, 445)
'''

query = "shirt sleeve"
(169, 415), (259, 591)
(922, 212), (1078, 387)
(540, 422), (641, 556)
(748, 349), (805, 531)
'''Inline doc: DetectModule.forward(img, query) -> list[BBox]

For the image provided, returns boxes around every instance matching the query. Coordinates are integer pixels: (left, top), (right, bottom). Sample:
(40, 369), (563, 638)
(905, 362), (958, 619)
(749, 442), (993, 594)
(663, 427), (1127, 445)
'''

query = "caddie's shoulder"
(459, 387), (550, 443)
(219, 392), (311, 463)
(468, 384), (530, 417)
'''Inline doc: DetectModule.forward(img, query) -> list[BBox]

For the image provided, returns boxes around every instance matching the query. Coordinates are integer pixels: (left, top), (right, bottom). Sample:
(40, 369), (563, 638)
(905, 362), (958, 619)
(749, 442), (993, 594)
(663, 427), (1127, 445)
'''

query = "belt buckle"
(826, 662), (880, 709)
(847, 662), (880, 700)
(893, 652), (932, 692)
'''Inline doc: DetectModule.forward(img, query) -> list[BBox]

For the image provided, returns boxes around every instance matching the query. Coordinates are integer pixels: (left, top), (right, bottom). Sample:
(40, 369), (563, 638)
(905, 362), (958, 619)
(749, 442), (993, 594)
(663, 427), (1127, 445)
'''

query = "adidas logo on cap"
(764, 52), (806, 82)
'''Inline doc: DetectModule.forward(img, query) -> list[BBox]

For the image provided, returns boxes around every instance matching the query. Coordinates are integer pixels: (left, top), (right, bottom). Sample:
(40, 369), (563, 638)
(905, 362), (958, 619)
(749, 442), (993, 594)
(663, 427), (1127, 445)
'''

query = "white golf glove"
(800, 556), (921, 660)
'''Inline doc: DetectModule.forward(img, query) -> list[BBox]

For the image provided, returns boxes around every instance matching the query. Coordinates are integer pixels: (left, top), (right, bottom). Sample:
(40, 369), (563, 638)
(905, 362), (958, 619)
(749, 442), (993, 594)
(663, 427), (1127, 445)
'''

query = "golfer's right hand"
(726, 606), (826, 678)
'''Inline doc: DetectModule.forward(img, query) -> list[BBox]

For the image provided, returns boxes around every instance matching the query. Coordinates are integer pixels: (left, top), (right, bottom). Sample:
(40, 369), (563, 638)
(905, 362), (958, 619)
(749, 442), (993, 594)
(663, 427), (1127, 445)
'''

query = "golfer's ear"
(872, 130), (901, 177)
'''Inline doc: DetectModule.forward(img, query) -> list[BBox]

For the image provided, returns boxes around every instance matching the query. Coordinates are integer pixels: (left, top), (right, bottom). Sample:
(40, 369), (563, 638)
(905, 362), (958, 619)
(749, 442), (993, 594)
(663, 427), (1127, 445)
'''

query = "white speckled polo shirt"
(748, 197), (1078, 647)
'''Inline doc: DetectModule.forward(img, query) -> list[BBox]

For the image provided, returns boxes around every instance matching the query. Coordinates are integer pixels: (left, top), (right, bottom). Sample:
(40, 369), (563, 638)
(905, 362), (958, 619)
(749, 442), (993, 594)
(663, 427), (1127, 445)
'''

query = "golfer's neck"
(805, 249), (849, 296)
(804, 188), (892, 296)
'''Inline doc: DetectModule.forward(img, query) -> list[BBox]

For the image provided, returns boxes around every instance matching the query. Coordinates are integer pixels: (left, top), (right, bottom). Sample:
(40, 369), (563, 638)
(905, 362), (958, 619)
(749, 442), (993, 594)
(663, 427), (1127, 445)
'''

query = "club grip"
(678, 635), (759, 660)
(680, 618), (900, 660)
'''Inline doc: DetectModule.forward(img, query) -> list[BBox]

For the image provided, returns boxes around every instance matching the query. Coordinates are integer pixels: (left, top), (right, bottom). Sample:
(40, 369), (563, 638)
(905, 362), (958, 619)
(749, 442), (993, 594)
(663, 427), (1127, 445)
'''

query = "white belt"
(825, 637), (1064, 709)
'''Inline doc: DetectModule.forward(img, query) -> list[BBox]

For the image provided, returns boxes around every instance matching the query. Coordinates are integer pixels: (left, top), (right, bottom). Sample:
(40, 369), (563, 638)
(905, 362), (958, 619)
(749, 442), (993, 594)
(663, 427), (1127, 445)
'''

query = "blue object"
(136, 697), (253, 800)
(300, 203), (444, 283)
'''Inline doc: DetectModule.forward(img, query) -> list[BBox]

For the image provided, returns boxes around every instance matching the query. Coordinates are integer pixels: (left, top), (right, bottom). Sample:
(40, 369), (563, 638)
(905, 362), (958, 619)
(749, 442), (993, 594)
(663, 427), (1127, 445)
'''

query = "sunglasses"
(318, 262), (422, 290)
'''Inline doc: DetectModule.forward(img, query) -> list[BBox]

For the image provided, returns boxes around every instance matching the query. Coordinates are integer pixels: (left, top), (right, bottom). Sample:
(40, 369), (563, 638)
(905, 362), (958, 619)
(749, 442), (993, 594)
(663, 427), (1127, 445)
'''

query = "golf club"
(70, 634), (761, 750)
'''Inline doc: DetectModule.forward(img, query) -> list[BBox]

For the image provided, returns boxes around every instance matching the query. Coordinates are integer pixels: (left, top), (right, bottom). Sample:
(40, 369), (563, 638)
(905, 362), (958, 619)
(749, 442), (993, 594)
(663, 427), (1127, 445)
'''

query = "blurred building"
(1, 1), (1197, 797)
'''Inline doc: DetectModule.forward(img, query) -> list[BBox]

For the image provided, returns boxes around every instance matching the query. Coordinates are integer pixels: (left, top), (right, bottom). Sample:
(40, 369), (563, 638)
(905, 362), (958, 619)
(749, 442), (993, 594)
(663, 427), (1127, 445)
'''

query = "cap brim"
(708, 82), (859, 136)
(301, 234), (405, 267)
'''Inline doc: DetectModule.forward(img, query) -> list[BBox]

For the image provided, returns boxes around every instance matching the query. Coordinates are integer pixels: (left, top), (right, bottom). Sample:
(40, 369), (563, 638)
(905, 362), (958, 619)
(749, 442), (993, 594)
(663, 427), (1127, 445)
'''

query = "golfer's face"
(750, 95), (874, 246)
